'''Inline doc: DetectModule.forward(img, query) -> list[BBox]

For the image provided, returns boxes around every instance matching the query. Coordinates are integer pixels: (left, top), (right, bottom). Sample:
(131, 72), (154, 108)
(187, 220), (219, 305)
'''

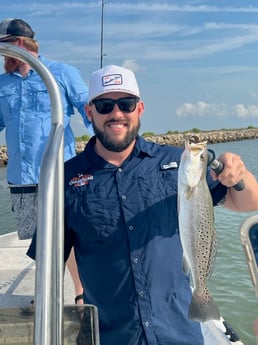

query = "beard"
(4, 57), (24, 73)
(92, 118), (141, 152)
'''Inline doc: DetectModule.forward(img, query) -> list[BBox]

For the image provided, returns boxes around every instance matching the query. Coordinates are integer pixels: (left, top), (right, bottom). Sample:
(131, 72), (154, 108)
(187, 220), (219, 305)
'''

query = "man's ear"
(15, 37), (24, 47)
(138, 101), (145, 118)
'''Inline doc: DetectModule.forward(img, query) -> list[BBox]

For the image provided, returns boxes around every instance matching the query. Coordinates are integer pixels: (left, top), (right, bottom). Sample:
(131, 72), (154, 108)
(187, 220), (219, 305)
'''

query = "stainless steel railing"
(0, 44), (64, 345)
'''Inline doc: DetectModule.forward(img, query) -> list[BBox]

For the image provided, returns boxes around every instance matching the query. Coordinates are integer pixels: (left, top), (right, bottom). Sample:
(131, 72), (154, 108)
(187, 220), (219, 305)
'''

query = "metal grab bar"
(0, 44), (64, 345)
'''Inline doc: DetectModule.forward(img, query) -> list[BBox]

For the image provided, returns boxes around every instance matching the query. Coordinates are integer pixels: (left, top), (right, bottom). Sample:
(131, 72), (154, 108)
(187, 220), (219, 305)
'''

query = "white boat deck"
(0, 232), (100, 345)
(0, 232), (244, 345)
(0, 231), (74, 308)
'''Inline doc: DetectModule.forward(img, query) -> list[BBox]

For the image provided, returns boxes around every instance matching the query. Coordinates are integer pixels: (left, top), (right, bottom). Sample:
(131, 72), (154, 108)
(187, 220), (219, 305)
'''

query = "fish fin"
(182, 256), (190, 275)
(189, 289), (220, 322)
(185, 186), (194, 200)
(206, 227), (218, 279)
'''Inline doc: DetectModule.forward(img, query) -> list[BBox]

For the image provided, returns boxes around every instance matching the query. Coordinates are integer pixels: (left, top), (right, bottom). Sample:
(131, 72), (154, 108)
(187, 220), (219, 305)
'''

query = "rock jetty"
(142, 127), (258, 147)
(1, 128), (258, 167)
(0, 146), (7, 168)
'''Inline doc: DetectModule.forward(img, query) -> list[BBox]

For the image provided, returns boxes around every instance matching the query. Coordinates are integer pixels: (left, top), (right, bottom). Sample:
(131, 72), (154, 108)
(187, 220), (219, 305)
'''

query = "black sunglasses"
(90, 97), (140, 115)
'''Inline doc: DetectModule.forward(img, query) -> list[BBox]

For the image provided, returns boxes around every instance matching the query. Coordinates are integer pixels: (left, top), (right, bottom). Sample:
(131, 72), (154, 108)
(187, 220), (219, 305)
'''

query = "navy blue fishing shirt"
(29, 135), (227, 345)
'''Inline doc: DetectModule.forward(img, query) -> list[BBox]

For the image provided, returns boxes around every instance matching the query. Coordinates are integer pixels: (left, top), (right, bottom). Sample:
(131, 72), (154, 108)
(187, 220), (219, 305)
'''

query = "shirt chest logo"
(69, 174), (93, 187)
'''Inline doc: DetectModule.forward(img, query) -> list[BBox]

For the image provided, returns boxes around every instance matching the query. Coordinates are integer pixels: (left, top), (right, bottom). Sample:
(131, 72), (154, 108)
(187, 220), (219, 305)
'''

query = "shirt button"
(128, 225), (134, 231)
(144, 321), (150, 327)
(133, 258), (139, 264)
(121, 195), (127, 200)
(118, 168), (122, 172)
(139, 290), (145, 297)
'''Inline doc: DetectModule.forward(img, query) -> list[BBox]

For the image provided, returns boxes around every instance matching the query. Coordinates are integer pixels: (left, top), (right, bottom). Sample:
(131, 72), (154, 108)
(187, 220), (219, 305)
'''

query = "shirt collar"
(12, 68), (34, 78)
(133, 136), (156, 158)
(81, 135), (155, 170)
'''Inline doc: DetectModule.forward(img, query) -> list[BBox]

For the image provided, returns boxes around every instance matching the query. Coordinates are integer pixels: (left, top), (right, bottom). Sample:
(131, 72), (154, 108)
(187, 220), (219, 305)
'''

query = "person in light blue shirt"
(0, 18), (91, 304)
(0, 54), (91, 183)
(0, 19), (92, 184)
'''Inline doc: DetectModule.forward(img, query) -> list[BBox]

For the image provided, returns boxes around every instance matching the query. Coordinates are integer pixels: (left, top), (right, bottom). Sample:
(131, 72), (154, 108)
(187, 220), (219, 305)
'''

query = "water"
(207, 139), (258, 345)
(0, 170), (16, 235)
(0, 139), (258, 344)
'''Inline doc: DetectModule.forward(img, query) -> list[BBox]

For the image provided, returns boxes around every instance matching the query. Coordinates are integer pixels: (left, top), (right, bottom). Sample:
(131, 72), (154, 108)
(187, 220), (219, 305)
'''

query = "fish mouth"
(185, 135), (207, 154)
(188, 135), (200, 144)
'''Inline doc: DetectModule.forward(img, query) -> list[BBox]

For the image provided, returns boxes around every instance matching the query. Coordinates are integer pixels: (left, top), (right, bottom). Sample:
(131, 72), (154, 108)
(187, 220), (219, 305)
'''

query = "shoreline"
(1, 128), (258, 167)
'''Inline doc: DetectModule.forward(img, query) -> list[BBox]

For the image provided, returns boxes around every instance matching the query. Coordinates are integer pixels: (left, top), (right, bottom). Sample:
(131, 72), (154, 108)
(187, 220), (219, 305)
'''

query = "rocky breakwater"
(0, 146), (7, 167)
(0, 128), (258, 167)
(143, 128), (258, 147)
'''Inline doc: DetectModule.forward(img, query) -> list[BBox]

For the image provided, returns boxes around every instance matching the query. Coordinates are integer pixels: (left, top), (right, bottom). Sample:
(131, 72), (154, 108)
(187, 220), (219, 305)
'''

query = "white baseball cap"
(88, 65), (140, 103)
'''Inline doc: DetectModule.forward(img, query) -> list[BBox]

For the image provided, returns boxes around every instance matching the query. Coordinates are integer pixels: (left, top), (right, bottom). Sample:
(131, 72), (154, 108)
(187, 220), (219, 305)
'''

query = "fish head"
(180, 135), (208, 188)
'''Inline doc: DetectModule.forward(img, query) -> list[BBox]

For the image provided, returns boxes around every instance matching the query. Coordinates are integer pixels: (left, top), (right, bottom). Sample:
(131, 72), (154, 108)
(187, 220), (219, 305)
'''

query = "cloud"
(15, 2), (98, 16)
(122, 59), (141, 72)
(176, 101), (258, 119)
(234, 104), (258, 118)
(176, 101), (228, 118)
(86, 3), (258, 14)
(8, 2), (258, 21)
(7, 1), (258, 65)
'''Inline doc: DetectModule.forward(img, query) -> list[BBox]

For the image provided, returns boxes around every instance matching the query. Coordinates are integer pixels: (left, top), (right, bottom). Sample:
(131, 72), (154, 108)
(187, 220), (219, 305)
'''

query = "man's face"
(86, 92), (144, 152)
(2, 39), (24, 73)
(4, 56), (23, 73)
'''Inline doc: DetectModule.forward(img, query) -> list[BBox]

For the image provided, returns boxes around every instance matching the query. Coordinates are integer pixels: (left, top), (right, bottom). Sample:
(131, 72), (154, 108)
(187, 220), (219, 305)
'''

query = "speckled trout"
(178, 136), (220, 322)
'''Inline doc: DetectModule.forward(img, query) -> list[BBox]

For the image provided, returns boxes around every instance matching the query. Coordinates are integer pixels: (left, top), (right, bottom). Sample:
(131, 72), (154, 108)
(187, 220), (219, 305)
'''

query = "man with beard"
(0, 18), (92, 305)
(29, 64), (258, 345)
(4, 53), (24, 73)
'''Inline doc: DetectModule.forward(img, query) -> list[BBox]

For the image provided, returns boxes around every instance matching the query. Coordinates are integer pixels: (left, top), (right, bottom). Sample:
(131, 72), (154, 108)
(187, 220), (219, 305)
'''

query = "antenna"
(100, 0), (106, 68)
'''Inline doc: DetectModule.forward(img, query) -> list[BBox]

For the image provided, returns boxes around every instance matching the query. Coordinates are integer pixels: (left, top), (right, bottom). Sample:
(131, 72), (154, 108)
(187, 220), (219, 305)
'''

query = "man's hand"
(210, 152), (246, 188)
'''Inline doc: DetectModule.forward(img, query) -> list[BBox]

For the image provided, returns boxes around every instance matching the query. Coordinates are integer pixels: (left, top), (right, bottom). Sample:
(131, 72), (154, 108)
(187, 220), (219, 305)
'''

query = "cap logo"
(102, 73), (123, 87)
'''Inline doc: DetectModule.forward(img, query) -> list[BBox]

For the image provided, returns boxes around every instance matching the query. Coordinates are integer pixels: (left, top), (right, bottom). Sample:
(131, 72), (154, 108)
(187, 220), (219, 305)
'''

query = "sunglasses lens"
(94, 99), (114, 114)
(92, 97), (139, 115)
(118, 98), (137, 113)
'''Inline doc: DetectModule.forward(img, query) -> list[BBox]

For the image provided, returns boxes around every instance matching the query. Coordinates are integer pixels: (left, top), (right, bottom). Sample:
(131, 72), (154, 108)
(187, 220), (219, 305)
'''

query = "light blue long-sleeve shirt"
(0, 55), (92, 184)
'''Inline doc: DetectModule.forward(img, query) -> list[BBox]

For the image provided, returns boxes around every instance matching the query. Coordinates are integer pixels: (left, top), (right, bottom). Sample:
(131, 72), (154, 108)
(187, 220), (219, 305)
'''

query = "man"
(29, 64), (258, 344)
(0, 18), (91, 304)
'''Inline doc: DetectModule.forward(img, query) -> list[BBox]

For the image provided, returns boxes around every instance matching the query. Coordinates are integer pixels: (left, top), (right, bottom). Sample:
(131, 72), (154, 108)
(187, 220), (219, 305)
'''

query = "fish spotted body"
(178, 136), (220, 322)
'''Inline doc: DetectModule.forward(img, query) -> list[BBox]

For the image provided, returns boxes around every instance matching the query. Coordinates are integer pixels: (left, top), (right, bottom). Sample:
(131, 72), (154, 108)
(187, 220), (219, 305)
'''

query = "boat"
(0, 230), (245, 345)
(0, 43), (245, 345)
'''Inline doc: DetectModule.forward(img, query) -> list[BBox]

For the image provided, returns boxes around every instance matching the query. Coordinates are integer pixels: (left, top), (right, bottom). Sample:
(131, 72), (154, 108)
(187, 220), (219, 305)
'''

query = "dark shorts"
(9, 185), (38, 240)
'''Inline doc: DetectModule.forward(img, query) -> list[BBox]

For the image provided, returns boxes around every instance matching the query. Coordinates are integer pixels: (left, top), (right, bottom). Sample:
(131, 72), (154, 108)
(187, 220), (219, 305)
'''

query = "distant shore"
(1, 128), (258, 167)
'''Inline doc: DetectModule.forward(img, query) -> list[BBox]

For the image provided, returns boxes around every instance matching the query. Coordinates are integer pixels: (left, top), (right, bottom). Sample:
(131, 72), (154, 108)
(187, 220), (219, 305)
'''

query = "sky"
(1, 0), (258, 144)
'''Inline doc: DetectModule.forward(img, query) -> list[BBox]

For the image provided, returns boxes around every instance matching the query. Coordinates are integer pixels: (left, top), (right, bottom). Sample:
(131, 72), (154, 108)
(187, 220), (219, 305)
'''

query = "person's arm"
(62, 64), (94, 134)
(27, 215), (73, 262)
(66, 247), (84, 304)
(76, 102), (94, 135)
(210, 152), (258, 212)
(0, 106), (6, 132)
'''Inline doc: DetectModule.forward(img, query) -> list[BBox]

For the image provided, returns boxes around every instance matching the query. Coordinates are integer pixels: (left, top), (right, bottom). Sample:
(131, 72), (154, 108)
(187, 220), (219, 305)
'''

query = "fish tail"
(188, 290), (220, 322)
